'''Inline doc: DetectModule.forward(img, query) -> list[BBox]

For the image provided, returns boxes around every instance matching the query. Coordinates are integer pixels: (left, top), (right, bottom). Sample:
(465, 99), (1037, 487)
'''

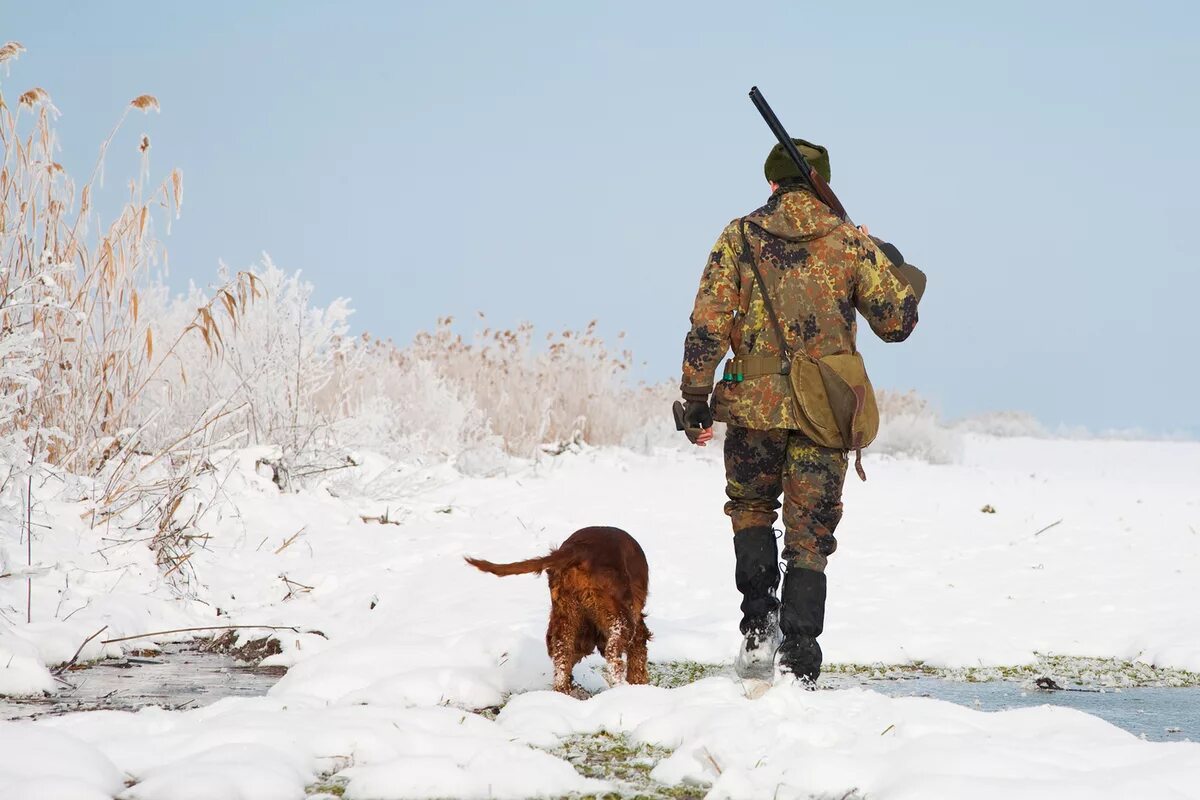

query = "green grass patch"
(554, 731), (704, 800)
(305, 774), (347, 797)
(647, 661), (727, 689)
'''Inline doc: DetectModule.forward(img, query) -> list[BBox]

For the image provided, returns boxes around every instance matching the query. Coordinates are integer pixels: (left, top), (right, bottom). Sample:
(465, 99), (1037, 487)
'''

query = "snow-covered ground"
(2, 434), (1199, 798)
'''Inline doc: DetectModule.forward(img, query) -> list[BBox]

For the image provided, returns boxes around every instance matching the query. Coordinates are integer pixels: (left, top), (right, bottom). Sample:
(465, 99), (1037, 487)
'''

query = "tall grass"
(398, 318), (669, 456)
(0, 44), (262, 597)
(133, 294), (675, 472)
(0, 43), (258, 480)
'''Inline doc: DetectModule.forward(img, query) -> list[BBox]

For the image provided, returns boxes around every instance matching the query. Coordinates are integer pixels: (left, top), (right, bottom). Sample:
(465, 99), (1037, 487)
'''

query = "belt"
(722, 355), (790, 383)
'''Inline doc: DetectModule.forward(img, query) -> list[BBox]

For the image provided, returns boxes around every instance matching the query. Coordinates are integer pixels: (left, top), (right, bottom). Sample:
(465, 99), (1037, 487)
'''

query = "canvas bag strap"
(741, 220), (864, 471)
(738, 219), (793, 364)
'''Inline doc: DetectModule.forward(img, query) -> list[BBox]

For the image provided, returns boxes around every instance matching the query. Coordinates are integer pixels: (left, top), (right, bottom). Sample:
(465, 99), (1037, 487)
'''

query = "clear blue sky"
(6, 1), (1198, 435)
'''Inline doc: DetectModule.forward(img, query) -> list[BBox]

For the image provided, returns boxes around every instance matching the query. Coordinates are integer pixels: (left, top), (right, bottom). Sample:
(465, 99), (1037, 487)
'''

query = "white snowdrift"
(500, 680), (1200, 800)
(0, 433), (1197, 797)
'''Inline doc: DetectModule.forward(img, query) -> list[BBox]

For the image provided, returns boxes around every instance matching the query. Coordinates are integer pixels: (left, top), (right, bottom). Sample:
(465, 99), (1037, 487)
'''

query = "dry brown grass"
(352, 316), (671, 457)
(0, 46), (270, 592)
(0, 41), (24, 65)
(0, 45), (256, 477)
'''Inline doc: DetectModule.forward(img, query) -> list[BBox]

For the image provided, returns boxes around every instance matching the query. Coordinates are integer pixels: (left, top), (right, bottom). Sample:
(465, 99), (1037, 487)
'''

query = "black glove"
(672, 399), (713, 444)
(869, 235), (904, 267)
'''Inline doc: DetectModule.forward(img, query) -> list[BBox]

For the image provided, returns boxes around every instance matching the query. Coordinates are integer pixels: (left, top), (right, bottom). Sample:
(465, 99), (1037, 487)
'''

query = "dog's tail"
(464, 549), (573, 577)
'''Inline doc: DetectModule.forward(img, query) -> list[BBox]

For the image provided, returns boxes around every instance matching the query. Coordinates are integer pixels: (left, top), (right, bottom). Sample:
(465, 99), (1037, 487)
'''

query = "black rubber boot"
(732, 526), (782, 680)
(776, 566), (826, 687)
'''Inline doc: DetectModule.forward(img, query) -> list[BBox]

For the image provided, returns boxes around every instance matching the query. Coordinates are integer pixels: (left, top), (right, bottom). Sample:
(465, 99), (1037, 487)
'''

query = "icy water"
(0, 643), (283, 721)
(849, 675), (1200, 743)
(2, 650), (1197, 745)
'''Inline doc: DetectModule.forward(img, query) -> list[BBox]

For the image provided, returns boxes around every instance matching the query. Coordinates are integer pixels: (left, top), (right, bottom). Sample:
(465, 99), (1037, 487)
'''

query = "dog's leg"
(547, 609), (575, 694)
(551, 646), (575, 693)
(625, 615), (650, 685)
(600, 613), (630, 687)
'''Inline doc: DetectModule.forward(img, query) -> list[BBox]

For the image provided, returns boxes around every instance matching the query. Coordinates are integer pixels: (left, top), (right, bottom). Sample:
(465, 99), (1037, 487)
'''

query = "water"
(849, 675), (1200, 742)
(4, 650), (1198, 745)
(0, 642), (283, 721)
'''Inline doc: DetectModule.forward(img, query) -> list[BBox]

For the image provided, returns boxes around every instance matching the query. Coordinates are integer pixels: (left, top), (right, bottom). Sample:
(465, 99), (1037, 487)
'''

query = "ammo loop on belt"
(722, 355), (791, 383)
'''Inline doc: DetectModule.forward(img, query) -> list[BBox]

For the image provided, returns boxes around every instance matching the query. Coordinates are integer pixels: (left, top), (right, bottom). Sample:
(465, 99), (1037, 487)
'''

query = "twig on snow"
(360, 508), (401, 526)
(163, 552), (192, 578)
(280, 574), (314, 600)
(274, 526), (307, 554)
(1033, 519), (1063, 537)
(53, 626), (109, 675)
(99, 624), (328, 645)
(290, 459), (357, 480)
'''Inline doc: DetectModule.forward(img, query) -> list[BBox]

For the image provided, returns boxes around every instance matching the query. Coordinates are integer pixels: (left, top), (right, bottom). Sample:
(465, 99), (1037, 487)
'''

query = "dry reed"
(0, 46), (265, 596)
(0, 46), (256, 475)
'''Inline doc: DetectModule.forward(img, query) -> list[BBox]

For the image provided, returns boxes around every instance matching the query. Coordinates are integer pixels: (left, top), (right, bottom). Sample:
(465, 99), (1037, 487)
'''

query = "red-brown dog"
(465, 526), (650, 694)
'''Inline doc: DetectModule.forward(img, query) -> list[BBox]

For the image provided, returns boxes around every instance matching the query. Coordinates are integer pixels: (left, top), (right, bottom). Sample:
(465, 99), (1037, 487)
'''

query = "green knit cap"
(764, 138), (831, 184)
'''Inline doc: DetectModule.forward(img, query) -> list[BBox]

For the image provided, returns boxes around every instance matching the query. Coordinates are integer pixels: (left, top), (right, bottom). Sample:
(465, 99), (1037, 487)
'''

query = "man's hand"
(672, 400), (714, 446)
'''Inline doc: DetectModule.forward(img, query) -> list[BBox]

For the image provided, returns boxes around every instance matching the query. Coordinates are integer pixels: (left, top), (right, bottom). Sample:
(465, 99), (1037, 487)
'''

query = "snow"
(0, 725), (124, 800)
(1, 433), (1199, 797)
(499, 681), (1200, 799)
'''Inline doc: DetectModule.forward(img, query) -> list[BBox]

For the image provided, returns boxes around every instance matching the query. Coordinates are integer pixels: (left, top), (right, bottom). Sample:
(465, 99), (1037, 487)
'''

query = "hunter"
(678, 138), (926, 685)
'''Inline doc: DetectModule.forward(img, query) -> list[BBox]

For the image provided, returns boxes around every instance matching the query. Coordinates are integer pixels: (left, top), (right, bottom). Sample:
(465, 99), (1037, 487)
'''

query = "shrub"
(872, 389), (964, 464)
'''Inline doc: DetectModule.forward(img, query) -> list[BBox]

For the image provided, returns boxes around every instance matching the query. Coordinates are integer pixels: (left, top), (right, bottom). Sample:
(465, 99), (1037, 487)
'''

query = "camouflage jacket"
(681, 185), (924, 430)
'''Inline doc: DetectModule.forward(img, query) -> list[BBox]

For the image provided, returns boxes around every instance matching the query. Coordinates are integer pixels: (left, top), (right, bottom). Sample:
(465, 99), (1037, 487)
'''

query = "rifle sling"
(737, 219), (865, 472)
(738, 219), (792, 365)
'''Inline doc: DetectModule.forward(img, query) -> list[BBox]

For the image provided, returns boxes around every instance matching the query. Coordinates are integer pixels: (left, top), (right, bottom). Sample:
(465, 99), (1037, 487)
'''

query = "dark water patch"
(0, 642), (283, 720)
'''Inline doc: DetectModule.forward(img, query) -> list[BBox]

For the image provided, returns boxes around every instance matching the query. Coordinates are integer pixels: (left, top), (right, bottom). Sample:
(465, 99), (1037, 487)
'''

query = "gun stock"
(804, 166), (849, 222)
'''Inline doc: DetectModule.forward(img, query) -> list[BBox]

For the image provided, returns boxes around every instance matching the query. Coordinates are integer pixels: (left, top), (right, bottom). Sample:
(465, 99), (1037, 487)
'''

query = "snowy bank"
(1, 433), (1198, 796)
(3, 679), (1199, 799)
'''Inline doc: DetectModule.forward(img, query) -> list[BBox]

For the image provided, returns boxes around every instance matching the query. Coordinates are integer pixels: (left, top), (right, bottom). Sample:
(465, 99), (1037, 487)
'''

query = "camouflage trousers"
(723, 426), (848, 573)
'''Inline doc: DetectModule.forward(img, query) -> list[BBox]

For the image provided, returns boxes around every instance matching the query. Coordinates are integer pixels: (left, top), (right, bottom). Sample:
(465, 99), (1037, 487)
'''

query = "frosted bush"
(135, 258), (356, 471)
(334, 358), (488, 463)
(454, 442), (514, 478)
(955, 411), (1049, 438)
(131, 279), (681, 473)
(400, 319), (673, 458)
(130, 277), (685, 471)
(872, 412), (964, 464)
(871, 390), (963, 464)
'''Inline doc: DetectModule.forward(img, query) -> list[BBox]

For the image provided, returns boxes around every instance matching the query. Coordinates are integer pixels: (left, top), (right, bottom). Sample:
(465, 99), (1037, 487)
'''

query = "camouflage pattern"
(681, 185), (920, 430)
(724, 426), (847, 573)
